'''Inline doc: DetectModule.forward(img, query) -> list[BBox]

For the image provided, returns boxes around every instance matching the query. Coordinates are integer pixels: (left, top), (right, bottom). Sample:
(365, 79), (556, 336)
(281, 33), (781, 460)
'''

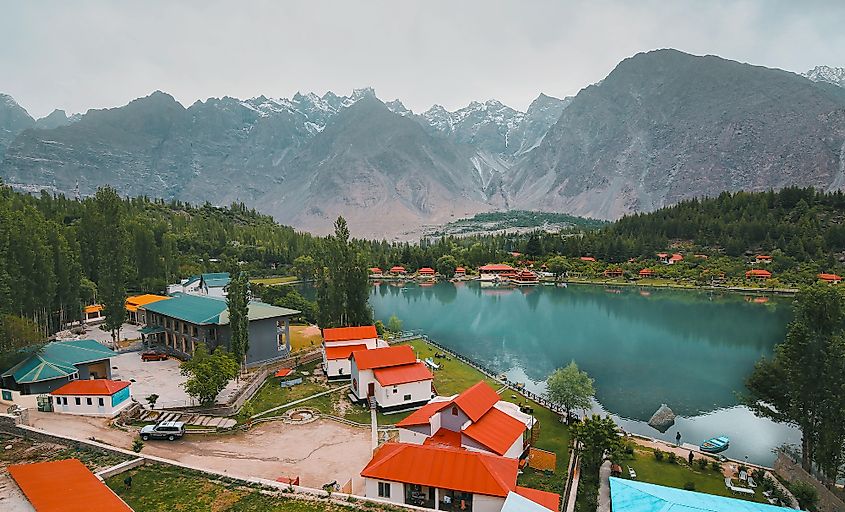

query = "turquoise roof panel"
(502, 492), (552, 511)
(609, 477), (794, 512)
(141, 294), (299, 325)
(201, 272), (230, 288)
(2, 339), (114, 384)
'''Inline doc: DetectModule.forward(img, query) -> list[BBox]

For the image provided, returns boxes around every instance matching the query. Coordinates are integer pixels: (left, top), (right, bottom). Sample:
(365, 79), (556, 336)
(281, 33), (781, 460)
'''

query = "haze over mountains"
(2, 49), (845, 238)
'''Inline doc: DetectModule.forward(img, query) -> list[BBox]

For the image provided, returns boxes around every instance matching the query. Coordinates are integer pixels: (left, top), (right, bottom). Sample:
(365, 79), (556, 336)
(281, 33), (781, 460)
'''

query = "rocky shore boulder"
(648, 404), (676, 433)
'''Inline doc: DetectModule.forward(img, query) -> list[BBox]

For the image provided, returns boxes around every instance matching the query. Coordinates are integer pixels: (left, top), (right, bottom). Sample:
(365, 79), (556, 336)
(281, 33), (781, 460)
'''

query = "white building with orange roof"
(361, 442), (559, 512)
(321, 325), (387, 380)
(50, 379), (132, 417)
(350, 345), (433, 411)
(396, 381), (536, 460)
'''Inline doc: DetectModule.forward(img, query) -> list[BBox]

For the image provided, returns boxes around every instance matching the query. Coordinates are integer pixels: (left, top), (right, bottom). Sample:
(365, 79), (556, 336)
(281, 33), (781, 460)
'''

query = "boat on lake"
(700, 436), (730, 453)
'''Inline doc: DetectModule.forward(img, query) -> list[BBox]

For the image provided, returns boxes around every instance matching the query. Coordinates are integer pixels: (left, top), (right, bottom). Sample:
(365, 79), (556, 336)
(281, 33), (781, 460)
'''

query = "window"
(392, 387), (398, 394)
(451, 406), (458, 416)
(378, 481), (391, 498)
(86, 397), (92, 405)
(98, 398), (104, 406)
(404, 394), (412, 401)
(75, 397), (81, 406)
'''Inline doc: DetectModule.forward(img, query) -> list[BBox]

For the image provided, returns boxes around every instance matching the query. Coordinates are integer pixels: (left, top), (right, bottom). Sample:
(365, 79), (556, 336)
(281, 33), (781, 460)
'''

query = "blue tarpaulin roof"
(610, 477), (794, 512)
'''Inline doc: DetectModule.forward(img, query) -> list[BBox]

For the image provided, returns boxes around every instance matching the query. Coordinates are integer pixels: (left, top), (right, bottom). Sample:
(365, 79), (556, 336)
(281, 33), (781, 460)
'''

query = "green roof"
(2, 339), (115, 384)
(139, 325), (165, 335)
(142, 294), (299, 325)
(201, 272), (230, 289)
(609, 478), (793, 512)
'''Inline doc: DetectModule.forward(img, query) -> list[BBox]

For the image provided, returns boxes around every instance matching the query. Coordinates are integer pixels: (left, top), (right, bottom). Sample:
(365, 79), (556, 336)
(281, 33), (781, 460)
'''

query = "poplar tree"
(94, 187), (128, 341)
(316, 217), (372, 328)
(226, 271), (250, 368)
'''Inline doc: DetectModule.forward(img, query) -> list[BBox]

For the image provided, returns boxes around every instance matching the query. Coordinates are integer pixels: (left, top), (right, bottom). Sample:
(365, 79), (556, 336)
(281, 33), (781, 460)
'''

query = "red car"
(141, 351), (168, 362)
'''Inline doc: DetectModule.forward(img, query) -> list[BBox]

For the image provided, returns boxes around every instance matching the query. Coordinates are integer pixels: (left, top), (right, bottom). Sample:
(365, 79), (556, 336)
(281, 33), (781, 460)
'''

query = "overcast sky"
(2, 0), (843, 119)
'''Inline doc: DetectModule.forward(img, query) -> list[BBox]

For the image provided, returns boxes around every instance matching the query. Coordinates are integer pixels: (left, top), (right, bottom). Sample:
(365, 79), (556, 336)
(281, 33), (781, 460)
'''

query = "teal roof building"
(610, 477), (794, 512)
(1, 339), (115, 394)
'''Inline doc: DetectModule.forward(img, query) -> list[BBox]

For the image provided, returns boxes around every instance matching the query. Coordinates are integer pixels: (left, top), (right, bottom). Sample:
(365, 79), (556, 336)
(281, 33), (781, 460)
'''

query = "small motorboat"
(700, 436), (730, 453)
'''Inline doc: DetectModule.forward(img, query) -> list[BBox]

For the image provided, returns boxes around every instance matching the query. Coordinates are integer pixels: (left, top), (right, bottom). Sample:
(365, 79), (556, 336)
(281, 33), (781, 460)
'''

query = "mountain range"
(1, 50), (844, 238)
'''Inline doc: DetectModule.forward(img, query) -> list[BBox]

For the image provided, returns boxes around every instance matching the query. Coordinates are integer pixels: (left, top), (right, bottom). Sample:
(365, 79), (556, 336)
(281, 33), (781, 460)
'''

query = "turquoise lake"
(367, 280), (801, 466)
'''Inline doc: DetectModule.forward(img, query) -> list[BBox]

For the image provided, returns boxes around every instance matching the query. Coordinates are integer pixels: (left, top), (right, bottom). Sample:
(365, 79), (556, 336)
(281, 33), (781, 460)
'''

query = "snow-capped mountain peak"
(803, 65), (845, 88)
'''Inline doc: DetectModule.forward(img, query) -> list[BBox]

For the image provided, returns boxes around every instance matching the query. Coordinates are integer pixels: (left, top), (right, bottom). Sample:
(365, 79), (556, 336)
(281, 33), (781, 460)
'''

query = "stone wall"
(774, 452), (845, 512)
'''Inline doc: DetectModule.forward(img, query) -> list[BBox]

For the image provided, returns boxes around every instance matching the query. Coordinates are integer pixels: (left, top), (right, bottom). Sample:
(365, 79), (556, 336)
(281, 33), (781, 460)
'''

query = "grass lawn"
(250, 276), (297, 286)
(626, 448), (764, 503)
(106, 464), (402, 512)
(290, 325), (322, 352)
(403, 338), (500, 394)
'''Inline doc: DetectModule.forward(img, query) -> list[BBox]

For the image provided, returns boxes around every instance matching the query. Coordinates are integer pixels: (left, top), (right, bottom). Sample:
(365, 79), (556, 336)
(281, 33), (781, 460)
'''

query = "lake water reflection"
(367, 280), (801, 465)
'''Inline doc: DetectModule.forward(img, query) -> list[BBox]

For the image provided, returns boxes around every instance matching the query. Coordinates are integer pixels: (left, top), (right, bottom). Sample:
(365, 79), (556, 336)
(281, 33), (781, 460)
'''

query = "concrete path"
(598, 460), (611, 512)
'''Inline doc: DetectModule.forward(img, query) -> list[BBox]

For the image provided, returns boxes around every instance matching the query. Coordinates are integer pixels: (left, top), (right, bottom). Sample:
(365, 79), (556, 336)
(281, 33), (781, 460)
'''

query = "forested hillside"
(0, 180), (319, 336)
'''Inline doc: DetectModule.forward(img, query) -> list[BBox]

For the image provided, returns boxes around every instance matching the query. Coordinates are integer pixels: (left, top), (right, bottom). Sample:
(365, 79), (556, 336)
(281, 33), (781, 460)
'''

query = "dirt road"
(28, 412), (371, 491)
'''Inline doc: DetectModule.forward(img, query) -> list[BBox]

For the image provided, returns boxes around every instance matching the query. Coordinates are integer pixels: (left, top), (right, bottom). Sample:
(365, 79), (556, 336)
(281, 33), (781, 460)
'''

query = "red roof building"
(389, 266), (407, 274)
(455, 267), (466, 274)
(321, 325), (384, 381)
(669, 253), (684, 264)
(818, 273), (842, 284)
(50, 380), (132, 417)
(746, 269), (772, 279)
(9, 459), (132, 512)
(603, 268), (623, 277)
(50, 380), (129, 396)
(511, 269), (539, 285)
(418, 267), (436, 276)
(325, 344), (369, 361)
(755, 255), (773, 263)
(274, 368), (293, 378)
(368, 267), (383, 275)
(479, 263), (516, 272)
(361, 443), (558, 510)
(350, 346), (433, 411)
(580, 256), (596, 262)
(639, 268), (654, 277)
(396, 381), (534, 460)
(323, 325), (378, 343)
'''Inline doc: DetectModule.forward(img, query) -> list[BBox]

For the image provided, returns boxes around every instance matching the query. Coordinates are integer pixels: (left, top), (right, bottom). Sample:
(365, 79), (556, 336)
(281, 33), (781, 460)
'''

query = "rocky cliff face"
(507, 49), (845, 220)
(4, 49), (845, 236)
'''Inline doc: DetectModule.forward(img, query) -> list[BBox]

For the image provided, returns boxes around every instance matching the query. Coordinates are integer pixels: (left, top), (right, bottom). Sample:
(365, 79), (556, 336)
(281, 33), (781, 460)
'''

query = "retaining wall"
(775, 452), (845, 512)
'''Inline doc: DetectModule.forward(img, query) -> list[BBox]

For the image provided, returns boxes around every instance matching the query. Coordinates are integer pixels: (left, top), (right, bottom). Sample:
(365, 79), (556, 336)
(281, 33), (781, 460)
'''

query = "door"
(367, 382), (375, 397)
(97, 397), (105, 414)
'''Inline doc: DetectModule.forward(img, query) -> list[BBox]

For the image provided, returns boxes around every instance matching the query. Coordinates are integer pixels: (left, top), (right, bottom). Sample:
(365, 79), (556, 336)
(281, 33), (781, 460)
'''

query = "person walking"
(675, 431), (682, 446)
(688, 451), (694, 466)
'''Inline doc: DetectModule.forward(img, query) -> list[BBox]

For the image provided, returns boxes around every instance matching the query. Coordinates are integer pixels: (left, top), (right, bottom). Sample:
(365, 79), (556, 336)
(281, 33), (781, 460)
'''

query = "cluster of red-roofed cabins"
(322, 326), (434, 411)
(361, 381), (558, 511)
(657, 253), (684, 264)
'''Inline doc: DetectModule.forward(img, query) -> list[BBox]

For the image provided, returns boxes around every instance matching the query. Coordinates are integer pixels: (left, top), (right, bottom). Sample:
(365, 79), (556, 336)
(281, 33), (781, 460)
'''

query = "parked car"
(139, 421), (185, 441)
(141, 350), (168, 362)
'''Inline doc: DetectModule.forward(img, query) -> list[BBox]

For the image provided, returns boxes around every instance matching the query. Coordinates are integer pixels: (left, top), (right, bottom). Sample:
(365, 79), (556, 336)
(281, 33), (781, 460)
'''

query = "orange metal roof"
(453, 381), (500, 422)
(639, 268), (654, 275)
(9, 458), (133, 512)
(274, 368), (293, 377)
(323, 325), (377, 342)
(373, 362), (433, 386)
(669, 253), (684, 261)
(656, 253), (669, 258)
(479, 264), (516, 271)
(361, 443), (518, 497)
(756, 255), (772, 259)
(324, 344), (368, 360)
(423, 428), (462, 449)
(352, 345), (416, 370)
(515, 485), (561, 511)
(389, 266), (407, 272)
(462, 407), (527, 456)
(819, 273), (842, 281)
(369, 267), (383, 273)
(395, 400), (453, 427)
(125, 294), (169, 312)
(580, 256), (596, 261)
(746, 269), (772, 278)
(455, 267), (466, 272)
(50, 379), (130, 396)
(83, 304), (103, 314)
(418, 267), (435, 274)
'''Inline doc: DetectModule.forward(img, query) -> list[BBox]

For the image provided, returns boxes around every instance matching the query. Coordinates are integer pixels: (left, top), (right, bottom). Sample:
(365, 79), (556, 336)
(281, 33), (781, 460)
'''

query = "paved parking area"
(110, 352), (241, 408)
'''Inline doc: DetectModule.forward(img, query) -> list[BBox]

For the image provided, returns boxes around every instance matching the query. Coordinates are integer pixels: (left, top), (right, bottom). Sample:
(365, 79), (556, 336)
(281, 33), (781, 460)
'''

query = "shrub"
(653, 449), (664, 461)
(132, 439), (144, 453)
(697, 458), (709, 470)
(788, 480), (819, 512)
(683, 482), (696, 491)
(710, 460), (722, 472)
(666, 451), (677, 464)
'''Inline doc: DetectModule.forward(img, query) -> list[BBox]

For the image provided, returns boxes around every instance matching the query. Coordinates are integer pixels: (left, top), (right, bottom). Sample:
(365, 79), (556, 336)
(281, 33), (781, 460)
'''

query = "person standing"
(676, 431), (682, 446)
(688, 451), (694, 465)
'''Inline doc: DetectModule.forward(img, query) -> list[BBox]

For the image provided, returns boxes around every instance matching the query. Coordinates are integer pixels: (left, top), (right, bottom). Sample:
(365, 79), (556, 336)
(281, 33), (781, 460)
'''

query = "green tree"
(524, 233), (543, 258)
(546, 361), (595, 422)
(546, 256), (570, 281)
(744, 284), (845, 477)
(0, 314), (45, 354)
(315, 217), (372, 328)
(180, 344), (239, 406)
(386, 314), (403, 333)
(94, 187), (128, 341)
(572, 415), (622, 512)
(435, 255), (458, 278)
(226, 271), (250, 368)
(291, 255), (317, 281)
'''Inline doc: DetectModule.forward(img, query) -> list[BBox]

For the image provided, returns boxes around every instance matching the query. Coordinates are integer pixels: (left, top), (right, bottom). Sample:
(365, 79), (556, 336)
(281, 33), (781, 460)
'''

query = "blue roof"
(610, 478), (793, 512)
(2, 340), (115, 384)
(502, 492), (552, 512)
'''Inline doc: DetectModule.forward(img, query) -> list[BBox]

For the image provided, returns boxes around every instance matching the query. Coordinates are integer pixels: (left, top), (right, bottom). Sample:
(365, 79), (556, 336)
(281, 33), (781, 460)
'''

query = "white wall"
(364, 478), (405, 505)
(375, 379), (432, 408)
(439, 405), (470, 432)
(474, 493), (506, 512)
(324, 337), (380, 349)
(350, 364), (375, 399)
(52, 393), (132, 417)
(325, 357), (352, 379)
(0, 389), (38, 409)
(398, 425), (430, 445)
